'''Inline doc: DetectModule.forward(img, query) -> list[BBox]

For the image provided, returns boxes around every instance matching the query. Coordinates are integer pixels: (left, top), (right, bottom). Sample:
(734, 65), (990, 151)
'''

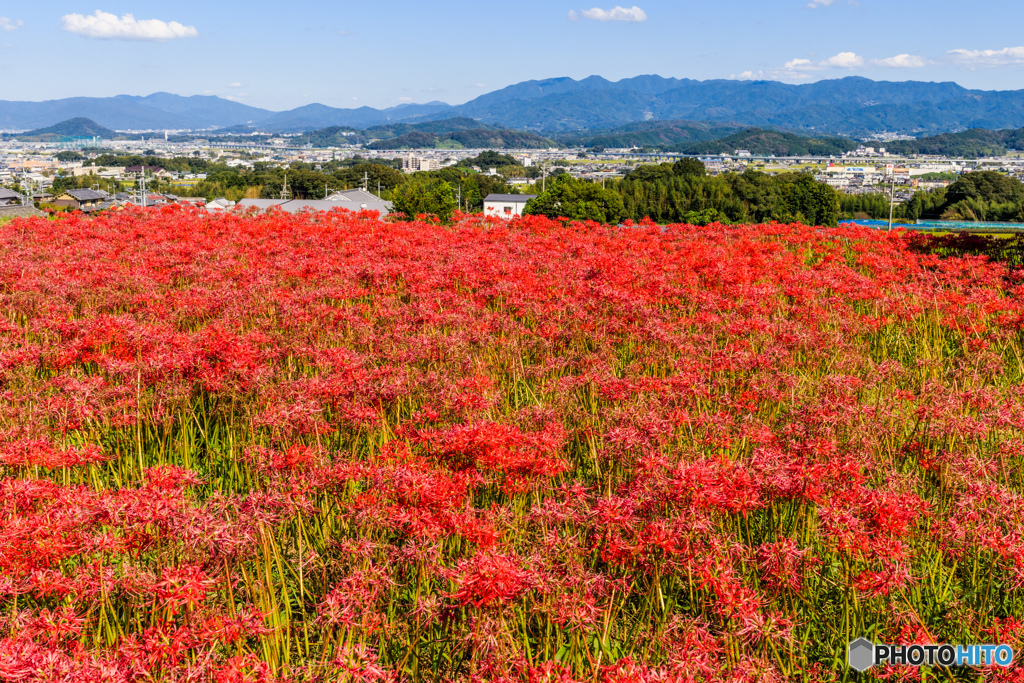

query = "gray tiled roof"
(65, 188), (108, 201)
(484, 194), (538, 202)
(325, 189), (382, 203)
(0, 188), (23, 201)
(0, 204), (45, 218)
(238, 198), (392, 216)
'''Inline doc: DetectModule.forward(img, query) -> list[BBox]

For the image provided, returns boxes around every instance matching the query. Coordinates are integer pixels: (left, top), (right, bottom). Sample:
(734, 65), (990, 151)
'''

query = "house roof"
(79, 201), (114, 213)
(484, 194), (538, 202)
(325, 189), (382, 203)
(0, 188), (23, 201)
(0, 204), (44, 218)
(237, 199), (286, 210)
(238, 198), (392, 216)
(64, 188), (108, 201)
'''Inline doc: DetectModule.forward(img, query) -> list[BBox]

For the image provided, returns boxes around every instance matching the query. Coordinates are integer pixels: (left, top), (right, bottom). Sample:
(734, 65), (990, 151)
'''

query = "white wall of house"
(484, 199), (531, 219)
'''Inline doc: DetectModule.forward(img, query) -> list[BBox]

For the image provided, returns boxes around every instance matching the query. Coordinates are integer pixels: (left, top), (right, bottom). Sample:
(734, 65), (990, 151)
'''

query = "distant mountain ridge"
(4, 76), (1024, 137)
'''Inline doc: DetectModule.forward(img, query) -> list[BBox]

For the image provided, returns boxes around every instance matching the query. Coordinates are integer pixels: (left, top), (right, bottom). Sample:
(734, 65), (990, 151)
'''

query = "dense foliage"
(4, 209), (1024, 681)
(390, 175), (458, 222)
(456, 151), (518, 169)
(523, 174), (626, 223)
(841, 171), (1024, 222)
(616, 166), (841, 226)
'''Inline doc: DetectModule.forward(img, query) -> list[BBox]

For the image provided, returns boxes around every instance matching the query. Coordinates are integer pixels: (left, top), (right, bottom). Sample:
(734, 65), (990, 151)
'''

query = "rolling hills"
(12, 117), (116, 141)
(672, 129), (858, 157)
(5, 76), (1024, 138)
(882, 127), (1024, 158)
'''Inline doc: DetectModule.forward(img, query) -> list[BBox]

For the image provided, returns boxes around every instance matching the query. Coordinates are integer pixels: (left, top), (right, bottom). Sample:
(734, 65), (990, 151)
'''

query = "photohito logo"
(848, 638), (1014, 671)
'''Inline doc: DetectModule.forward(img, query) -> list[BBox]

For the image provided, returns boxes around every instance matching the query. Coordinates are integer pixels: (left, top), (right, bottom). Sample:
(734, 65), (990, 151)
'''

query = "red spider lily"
(450, 552), (535, 608)
(4, 208), (1024, 679)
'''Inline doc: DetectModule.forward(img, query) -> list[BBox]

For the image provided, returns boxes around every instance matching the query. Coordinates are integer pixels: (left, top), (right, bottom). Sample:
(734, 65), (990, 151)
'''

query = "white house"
(483, 193), (537, 220)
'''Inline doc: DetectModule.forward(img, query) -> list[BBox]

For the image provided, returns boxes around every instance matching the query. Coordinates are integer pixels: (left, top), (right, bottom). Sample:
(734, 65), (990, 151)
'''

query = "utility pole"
(887, 173), (896, 231)
(140, 166), (148, 208)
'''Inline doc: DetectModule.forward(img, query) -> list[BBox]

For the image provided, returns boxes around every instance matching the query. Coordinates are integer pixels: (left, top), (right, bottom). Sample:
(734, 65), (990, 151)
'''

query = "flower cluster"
(1, 205), (1023, 680)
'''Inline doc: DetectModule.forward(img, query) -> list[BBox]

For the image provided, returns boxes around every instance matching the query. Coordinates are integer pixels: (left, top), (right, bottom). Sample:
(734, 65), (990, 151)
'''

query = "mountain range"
(4, 76), (1024, 138)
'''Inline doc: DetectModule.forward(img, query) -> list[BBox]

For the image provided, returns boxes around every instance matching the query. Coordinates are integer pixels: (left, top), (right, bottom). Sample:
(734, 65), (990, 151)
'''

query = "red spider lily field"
(3, 206), (1024, 682)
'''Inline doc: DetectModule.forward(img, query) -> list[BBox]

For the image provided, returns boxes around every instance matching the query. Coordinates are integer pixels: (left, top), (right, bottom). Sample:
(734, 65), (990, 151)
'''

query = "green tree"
(777, 172), (841, 226)
(946, 171), (1024, 206)
(392, 176), (458, 222)
(523, 174), (626, 223)
(457, 151), (518, 169)
(333, 163), (405, 195)
(673, 157), (707, 177)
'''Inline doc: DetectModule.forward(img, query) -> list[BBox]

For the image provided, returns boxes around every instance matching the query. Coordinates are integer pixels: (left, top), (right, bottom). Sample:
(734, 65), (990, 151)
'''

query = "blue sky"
(0, 0), (1022, 111)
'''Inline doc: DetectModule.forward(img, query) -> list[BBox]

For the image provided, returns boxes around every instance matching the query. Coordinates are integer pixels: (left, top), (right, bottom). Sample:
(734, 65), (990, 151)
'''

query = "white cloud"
(228, 82), (243, 88)
(948, 46), (1024, 66)
(825, 51), (864, 68)
(61, 11), (198, 41)
(568, 6), (647, 22)
(782, 52), (863, 73)
(806, 0), (838, 7)
(784, 58), (816, 71)
(0, 17), (23, 31)
(871, 53), (927, 68)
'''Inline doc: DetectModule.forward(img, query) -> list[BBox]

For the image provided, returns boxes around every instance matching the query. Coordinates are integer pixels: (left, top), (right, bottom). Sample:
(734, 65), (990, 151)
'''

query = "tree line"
(840, 171), (1024, 223)
(522, 159), (841, 226)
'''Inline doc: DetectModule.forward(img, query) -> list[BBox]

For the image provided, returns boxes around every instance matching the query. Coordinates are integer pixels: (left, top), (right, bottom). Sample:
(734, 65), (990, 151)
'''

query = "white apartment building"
(402, 155), (439, 173)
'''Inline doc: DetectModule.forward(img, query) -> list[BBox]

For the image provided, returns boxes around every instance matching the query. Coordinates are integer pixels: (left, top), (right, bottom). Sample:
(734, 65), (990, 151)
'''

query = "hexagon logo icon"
(849, 638), (875, 672)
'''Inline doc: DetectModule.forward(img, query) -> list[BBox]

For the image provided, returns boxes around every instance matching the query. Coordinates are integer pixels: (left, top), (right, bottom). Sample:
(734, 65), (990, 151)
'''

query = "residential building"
(0, 187), (24, 206)
(483, 193), (537, 219)
(402, 155), (439, 173)
(53, 188), (111, 212)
